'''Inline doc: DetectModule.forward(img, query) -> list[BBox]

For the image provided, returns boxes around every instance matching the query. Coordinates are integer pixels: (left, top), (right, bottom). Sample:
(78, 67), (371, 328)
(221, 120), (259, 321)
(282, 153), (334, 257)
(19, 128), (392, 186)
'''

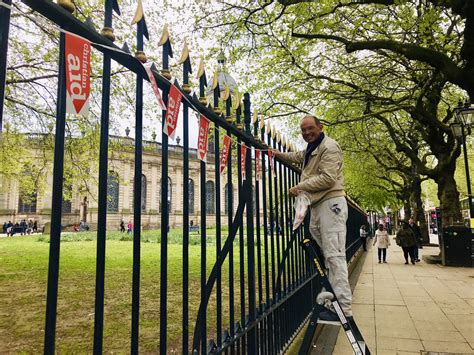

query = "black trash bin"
(440, 226), (473, 267)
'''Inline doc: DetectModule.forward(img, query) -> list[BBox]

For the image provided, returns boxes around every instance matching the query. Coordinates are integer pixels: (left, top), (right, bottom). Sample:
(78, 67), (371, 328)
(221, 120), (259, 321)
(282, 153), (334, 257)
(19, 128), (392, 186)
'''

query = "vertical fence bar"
(181, 48), (191, 355)
(277, 138), (287, 296)
(0, 0), (11, 130)
(213, 84), (222, 347)
(282, 143), (292, 291)
(272, 133), (282, 351)
(44, 30), (67, 354)
(252, 117), (263, 352)
(225, 94), (235, 354)
(260, 121), (269, 355)
(159, 30), (172, 355)
(243, 93), (256, 354)
(235, 102), (245, 353)
(93, 1), (117, 352)
(253, 117), (263, 309)
(266, 128), (275, 354)
(198, 70), (207, 355)
(272, 134), (281, 299)
(131, 19), (145, 355)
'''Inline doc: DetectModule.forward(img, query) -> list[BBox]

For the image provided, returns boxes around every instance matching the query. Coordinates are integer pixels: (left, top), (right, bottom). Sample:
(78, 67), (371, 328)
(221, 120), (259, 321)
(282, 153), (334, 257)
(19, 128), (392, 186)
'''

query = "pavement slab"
(332, 241), (474, 355)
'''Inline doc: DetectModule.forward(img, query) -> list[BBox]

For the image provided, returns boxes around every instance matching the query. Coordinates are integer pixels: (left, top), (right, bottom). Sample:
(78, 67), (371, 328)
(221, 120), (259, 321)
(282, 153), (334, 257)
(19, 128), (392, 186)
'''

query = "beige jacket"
(373, 230), (391, 248)
(281, 135), (345, 206)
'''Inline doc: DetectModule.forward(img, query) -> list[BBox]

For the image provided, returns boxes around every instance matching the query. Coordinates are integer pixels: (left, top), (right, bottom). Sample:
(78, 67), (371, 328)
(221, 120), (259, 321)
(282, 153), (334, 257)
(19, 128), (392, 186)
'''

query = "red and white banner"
(197, 115), (210, 162)
(65, 33), (91, 116)
(163, 84), (183, 139)
(241, 145), (248, 180)
(268, 150), (276, 177)
(255, 149), (262, 180)
(143, 63), (166, 111)
(220, 135), (231, 173)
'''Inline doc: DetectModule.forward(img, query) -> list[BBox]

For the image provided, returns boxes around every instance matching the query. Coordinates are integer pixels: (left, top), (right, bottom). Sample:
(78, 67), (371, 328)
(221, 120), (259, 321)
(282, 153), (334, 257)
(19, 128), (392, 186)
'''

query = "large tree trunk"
(403, 198), (411, 222)
(411, 177), (430, 244)
(436, 172), (462, 227)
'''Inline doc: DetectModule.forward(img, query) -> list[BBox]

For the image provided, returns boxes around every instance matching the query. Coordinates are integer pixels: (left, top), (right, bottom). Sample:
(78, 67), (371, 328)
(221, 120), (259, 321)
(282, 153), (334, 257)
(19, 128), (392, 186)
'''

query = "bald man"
(272, 115), (352, 324)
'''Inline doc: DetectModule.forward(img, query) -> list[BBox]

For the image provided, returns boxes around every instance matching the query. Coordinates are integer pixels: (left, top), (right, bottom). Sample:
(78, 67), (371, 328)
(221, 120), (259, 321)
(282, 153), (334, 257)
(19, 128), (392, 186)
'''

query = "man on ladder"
(272, 114), (352, 324)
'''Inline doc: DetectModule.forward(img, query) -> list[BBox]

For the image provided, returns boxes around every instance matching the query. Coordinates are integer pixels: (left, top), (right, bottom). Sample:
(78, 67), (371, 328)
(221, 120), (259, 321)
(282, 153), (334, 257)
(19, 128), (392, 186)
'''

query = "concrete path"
(332, 241), (474, 355)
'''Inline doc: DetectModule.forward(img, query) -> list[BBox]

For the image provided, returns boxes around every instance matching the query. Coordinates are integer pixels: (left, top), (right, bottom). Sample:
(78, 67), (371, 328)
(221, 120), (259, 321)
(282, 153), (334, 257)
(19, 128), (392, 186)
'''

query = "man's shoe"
(383, 261), (387, 263)
(416, 259), (420, 262)
(317, 309), (341, 325)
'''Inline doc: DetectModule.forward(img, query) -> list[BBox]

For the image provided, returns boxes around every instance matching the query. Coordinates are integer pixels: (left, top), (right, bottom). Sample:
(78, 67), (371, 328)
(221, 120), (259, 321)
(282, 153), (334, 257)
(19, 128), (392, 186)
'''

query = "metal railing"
(0, 1), (367, 353)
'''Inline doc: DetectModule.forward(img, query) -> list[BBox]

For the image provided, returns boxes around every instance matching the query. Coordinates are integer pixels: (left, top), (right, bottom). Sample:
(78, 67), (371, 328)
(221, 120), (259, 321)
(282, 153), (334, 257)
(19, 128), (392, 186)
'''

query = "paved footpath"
(332, 240), (473, 355)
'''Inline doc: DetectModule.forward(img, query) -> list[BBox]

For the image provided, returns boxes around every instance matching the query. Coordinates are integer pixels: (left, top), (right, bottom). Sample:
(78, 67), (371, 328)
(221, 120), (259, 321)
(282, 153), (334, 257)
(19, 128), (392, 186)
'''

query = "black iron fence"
(0, 1), (367, 353)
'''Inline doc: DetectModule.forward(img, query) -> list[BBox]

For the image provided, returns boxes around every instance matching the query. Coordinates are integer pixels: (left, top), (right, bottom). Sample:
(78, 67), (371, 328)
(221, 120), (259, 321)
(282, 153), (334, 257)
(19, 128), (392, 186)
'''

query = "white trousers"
(309, 196), (352, 316)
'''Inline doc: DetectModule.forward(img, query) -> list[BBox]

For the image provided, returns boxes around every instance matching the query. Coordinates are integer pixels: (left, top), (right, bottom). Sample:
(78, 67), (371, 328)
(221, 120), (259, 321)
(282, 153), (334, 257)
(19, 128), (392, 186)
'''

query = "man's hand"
(289, 186), (301, 197)
(270, 148), (283, 159)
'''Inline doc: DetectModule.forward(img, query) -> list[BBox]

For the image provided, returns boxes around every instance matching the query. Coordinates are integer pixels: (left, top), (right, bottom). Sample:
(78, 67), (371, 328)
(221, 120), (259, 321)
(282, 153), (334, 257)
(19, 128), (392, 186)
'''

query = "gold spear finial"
(232, 91), (241, 109)
(158, 23), (170, 46)
(221, 86), (230, 101)
(252, 111), (258, 124)
(259, 115), (265, 130)
(266, 122), (271, 135)
(277, 131), (281, 143)
(131, 0), (144, 25)
(197, 58), (205, 79)
(178, 41), (190, 64)
(271, 126), (277, 139)
(211, 72), (219, 90)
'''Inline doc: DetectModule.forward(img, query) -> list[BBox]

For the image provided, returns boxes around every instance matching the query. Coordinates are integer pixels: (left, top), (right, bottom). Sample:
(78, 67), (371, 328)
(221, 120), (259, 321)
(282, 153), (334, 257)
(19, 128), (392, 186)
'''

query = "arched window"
(18, 193), (37, 213)
(189, 179), (194, 214)
(224, 183), (232, 215)
(159, 177), (172, 213)
(141, 174), (147, 212)
(206, 180), (215, 214)
(62, 184), (72, 214)
(107, 171), (119, 212)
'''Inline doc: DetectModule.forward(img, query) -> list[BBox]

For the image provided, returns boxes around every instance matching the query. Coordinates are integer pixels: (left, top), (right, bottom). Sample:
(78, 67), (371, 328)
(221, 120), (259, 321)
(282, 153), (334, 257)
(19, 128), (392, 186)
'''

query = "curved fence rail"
(0, 1), (366, 353)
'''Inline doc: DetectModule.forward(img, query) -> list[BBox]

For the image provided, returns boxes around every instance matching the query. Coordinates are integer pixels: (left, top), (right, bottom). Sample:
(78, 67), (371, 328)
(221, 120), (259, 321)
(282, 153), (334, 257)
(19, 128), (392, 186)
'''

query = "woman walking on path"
(373, 224), (390, 263)
(396, 221), (417, 265)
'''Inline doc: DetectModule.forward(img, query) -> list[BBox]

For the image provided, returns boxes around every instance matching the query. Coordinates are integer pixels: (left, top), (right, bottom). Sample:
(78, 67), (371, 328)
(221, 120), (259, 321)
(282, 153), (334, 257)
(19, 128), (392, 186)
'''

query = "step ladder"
(299, 238), (370, 355)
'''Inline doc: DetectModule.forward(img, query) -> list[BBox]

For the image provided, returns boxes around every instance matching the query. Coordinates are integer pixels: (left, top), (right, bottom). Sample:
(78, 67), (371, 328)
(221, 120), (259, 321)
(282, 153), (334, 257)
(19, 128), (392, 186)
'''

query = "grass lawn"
(0, 229), (268, 353)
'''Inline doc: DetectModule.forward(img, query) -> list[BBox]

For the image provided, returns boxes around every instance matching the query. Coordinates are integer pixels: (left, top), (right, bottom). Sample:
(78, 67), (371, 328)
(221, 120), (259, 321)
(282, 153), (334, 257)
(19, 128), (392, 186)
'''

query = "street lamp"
(450, 101), (474, 228)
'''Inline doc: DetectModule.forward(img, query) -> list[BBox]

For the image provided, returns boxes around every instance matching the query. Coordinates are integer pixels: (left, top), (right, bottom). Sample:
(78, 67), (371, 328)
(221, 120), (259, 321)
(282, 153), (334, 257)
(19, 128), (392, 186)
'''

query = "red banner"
(220, 135), (231, 173)
(197, 115), (210, 162)
(268, 150), (275, 177)
(65, 33), (91, 115)
(163, 84), (183, 139)
(255, 149), (262, 180)
(241, 145), (247, 180)
(143, 63), (166, 111)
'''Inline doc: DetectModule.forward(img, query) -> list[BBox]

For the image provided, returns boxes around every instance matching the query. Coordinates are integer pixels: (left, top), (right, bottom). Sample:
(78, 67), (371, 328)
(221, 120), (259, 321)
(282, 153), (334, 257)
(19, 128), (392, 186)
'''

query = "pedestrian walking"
(396, 221), (417, 265)
(408, 218), (422, 262)
(120, 220), (125, 233)
(373, 224), (390, 263)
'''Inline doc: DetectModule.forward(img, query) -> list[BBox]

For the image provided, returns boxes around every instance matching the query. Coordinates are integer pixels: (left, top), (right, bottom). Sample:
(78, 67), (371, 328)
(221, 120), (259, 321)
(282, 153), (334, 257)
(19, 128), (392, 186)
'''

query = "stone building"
(0, 136), (265, 231)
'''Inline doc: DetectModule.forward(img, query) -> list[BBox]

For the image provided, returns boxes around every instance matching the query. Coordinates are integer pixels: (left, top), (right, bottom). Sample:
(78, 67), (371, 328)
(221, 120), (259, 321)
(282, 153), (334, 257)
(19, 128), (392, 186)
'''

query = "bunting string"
(3, 2), (291, 163)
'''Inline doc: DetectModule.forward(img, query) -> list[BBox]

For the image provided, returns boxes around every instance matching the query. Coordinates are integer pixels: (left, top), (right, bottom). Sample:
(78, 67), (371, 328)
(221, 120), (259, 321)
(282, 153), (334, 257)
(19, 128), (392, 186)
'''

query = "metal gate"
(0, 1), (367, 353)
